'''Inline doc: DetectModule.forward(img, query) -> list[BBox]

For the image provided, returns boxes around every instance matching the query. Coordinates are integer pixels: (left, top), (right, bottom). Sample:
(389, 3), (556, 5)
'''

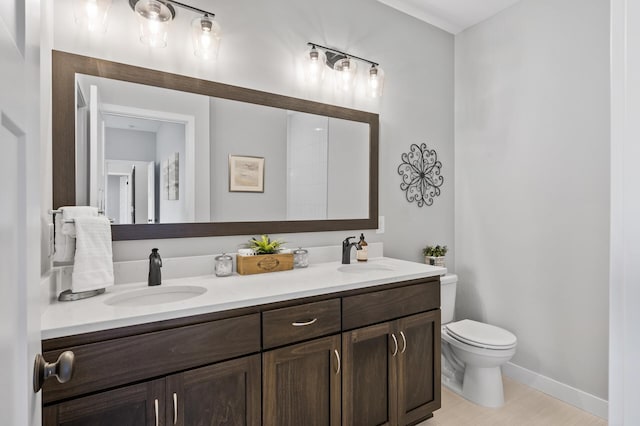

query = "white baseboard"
(502, 362), (608, 419)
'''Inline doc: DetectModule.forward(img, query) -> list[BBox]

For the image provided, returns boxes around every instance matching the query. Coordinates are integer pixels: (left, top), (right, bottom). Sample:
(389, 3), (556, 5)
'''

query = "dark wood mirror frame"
(52, 50), (379, 241)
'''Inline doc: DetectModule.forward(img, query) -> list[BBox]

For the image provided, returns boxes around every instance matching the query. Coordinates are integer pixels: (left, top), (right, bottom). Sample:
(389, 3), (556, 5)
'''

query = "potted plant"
(423, 245), (448, 267)
(248, 234), (285, 254)
(237, 235), (293, 275)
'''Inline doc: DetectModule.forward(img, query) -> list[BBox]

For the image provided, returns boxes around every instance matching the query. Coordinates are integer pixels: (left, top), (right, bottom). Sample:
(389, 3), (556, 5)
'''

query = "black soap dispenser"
(148, 248), (162, 286)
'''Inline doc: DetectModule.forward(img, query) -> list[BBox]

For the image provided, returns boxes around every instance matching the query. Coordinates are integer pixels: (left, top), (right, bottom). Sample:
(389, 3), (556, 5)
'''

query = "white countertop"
(41, 257), (445, 340)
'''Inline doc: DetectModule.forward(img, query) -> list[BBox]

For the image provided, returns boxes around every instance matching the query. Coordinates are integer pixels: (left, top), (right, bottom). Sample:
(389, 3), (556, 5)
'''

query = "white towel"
(53, 206), (99, 263)
(71, 216), (114, 293)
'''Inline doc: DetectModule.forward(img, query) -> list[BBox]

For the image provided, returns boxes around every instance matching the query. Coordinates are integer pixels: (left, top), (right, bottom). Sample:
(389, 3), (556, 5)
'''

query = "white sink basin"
(105, 285), (207, 307)
(337, 263), (395, 273)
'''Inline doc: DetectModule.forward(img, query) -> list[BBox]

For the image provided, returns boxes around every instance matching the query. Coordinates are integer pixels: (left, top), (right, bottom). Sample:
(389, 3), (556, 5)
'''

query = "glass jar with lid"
(293, 247), (309, 268)
(214, 253), (233, 277)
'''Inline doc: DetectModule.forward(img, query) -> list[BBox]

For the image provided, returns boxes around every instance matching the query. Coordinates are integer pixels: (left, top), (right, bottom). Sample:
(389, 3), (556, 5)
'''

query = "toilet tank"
(440, 274), (457, 324)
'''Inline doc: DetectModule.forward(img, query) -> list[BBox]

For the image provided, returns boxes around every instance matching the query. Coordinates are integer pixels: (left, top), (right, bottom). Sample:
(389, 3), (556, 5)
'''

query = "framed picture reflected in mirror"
(229, 155), (265, 193)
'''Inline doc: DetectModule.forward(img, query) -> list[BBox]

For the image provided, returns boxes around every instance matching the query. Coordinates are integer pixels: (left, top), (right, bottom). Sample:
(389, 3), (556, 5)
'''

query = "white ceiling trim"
(377, 0), (464, 34)
(377, 0), (522, 35)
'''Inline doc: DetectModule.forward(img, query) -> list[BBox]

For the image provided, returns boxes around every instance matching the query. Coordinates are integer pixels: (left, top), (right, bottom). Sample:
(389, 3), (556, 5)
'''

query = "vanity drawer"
(342, 281), (440, 330)
(42, 313), (260, 404)
(262, 299), (341, 349)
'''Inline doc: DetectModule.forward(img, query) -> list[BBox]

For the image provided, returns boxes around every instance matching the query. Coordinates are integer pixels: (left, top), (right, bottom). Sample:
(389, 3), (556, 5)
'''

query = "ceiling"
(103, 114), (164, 133)
(376, 0), (522, 34)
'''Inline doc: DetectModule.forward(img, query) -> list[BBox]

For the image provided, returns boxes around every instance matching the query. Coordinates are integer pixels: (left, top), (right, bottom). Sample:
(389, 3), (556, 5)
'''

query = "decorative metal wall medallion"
(397, 143), (443, 207)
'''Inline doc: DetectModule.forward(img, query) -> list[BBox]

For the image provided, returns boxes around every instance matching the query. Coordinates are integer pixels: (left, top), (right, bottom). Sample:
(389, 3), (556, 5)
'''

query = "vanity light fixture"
(73, 0), (112, 33)
(305, 42), (385, 98)
(129, 0), (221, 58)
(303, 45), (327, 84)
(191, 14), (221, 60)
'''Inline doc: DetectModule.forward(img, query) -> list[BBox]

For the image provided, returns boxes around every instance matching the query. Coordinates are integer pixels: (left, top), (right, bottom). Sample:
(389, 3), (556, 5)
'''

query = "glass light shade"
(135, 0), (173, 48)
(73, 0), (112, 33)
(367, 65), (385, 98)
(191, 16), (221, 60)
(303, 46), (326, 85)
(334, 57), (357, 92)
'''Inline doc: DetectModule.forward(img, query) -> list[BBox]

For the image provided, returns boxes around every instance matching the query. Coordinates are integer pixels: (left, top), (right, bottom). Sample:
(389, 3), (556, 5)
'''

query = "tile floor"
(420, 377), (607, 426)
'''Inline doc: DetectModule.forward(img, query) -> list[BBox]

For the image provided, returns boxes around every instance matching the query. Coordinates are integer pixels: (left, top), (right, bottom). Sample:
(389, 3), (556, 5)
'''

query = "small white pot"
(425, 256), (446, 267)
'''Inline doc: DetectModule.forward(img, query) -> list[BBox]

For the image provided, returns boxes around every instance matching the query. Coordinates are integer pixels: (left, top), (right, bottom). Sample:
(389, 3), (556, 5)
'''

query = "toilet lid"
(445, 319), (517, 350)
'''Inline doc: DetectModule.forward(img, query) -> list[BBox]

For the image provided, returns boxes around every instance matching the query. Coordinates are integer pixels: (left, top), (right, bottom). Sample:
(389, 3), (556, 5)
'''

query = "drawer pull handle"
(334, 349), (341, 375)
(292, 318), (318, 327)
(400, 331), (407, 354)
(173, 392), (178, 424)
(391, 333), (399, 356)
(154, 399), (159, 426)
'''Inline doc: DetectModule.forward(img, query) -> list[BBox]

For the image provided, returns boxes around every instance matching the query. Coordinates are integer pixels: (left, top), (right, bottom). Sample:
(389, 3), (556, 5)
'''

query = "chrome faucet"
(342, 236), (362, 264)
(148, 248), (162, 286)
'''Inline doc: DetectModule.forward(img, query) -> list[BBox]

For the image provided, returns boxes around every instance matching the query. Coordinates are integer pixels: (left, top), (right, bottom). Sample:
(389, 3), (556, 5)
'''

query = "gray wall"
(210, 98), (288, 222)
(455, 0), (609, 400)
(105, 128), (156, 162)
(156, 122), (187, 223)
(52, 0), (454, 262)
(327, 118), (369, 219)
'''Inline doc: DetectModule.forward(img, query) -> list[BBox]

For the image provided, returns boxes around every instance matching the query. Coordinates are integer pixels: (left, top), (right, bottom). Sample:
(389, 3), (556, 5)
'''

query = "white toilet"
(440, 274), (517, 407)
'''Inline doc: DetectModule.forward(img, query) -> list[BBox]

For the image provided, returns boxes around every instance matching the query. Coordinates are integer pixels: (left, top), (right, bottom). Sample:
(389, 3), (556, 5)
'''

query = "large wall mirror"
(52, 51), (379, 240)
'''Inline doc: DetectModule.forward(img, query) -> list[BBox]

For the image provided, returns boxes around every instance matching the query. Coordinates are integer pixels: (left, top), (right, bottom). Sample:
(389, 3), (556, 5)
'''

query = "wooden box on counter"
(236, 253), (294, 275)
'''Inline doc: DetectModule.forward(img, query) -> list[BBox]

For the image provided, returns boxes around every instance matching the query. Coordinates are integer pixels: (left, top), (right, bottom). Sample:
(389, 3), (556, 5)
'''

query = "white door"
(147, 161), (155, 223)
(119, 175), (130, 224)
(89, 84), (105, 209)
(0, 2), (41, 426)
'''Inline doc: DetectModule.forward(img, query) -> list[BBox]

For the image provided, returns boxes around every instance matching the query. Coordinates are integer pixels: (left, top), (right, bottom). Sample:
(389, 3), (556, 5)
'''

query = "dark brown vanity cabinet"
(43, 355), (261, 426)
(42, 314), (262, 426)
(342, 321), (398, 426)
(396, 312), (441, 425)
(43, 379), (166, 426)
(341, 313), (441, 426)
(341, 281), (442, 426)
(261, 299), (343, 426)
(42, 277), (440, 426)
(166, 354), (261, 426)
(263, 335), (342, 426)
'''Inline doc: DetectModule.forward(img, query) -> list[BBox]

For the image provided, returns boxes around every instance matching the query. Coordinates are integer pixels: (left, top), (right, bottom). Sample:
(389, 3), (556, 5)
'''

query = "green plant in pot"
(422, 245), (448, 267)
(249, 234), (285, 255)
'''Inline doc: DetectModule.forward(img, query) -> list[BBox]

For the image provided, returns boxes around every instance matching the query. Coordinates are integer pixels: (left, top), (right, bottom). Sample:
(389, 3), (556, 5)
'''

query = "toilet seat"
(445, 319), (517, 350)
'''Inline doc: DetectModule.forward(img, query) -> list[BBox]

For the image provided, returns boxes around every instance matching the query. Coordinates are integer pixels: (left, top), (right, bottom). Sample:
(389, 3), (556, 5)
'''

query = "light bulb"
(303, 46), (326, 85)
(367, 65), (385, 98)
(191, 15), (221, 60)
(334, 58), (357, 92)
(74, 0), (111, 33)
(135, 0), (173, 48)
(85, 0), (98, 18)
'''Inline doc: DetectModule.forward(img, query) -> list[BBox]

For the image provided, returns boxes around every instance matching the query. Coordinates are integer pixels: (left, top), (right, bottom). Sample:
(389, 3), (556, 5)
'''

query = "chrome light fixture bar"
(306, 42), (385, 97)
(129, 0), (221, 59)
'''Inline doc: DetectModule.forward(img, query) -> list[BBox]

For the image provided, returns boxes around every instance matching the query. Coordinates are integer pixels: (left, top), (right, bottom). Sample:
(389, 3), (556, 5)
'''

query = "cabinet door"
(42, 379), (165, 426)
(263, 334), (341, 426)
(396, 310), (441, 425)
(342, 321), (398, 426)
(166, 354), (261, 426)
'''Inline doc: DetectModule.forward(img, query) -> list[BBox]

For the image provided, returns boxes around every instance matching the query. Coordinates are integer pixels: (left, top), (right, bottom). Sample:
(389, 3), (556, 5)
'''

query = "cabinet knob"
(33, 351), (75, 393)
(400, 331), (407, 354)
